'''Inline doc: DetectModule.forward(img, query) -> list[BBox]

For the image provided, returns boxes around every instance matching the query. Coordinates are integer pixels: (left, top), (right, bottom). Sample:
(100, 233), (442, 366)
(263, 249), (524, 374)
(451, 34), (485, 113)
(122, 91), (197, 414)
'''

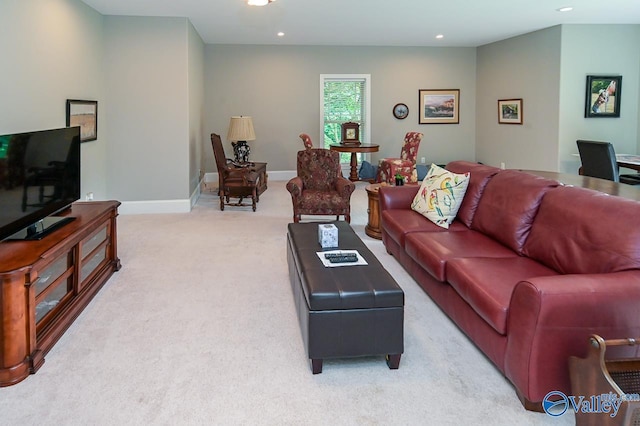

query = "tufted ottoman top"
(287, 221), (404, 311)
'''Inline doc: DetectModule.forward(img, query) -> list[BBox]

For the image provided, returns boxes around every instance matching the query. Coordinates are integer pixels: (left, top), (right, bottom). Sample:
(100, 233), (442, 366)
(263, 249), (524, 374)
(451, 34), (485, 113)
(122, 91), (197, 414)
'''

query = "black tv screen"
(0, 127), (81, 241)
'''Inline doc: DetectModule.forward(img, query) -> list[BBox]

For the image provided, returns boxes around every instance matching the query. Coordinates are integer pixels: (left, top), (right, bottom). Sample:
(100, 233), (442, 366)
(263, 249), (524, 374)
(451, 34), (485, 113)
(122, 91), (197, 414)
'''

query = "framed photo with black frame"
(584, 75), (621, 118)
(66, 99), (98, 142)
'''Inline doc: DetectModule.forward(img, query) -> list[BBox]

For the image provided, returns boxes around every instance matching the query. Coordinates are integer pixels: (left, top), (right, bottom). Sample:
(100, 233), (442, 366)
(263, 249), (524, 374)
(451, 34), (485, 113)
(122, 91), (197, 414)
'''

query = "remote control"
(326, 254), (358, 263)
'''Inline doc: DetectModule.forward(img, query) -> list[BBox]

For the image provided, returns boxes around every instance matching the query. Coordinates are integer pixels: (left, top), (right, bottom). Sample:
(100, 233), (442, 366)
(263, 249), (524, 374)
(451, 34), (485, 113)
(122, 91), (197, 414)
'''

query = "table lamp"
(227, 116), (256, 164)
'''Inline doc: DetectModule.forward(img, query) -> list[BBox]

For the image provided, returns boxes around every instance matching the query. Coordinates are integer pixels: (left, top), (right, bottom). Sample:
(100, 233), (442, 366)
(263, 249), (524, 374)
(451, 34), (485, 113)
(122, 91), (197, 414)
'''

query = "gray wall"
(477, 24), (640, 173)
(104, 16), (193, 206)
(2, 2), (639, 213)
(476, 26), (562, 171)
(188, 22), (205, 201)
(558, 25), (640, 174)
(0, 0), (107, 199)
(204, 45), (477, 174)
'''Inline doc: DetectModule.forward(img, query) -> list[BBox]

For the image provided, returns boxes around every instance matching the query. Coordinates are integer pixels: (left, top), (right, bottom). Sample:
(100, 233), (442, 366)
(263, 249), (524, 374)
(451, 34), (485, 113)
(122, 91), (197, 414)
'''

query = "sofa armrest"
(379, 185), (420, 211)
(505, 272), (640, 403)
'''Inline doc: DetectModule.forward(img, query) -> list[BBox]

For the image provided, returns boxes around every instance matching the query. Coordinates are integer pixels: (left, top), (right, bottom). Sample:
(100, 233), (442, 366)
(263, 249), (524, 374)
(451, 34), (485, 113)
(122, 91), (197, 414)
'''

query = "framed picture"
(584, 75), (621, 118)
(418, 89), (459, 124)
(66, 99), (98, 142)
(497, 99), (523, 124)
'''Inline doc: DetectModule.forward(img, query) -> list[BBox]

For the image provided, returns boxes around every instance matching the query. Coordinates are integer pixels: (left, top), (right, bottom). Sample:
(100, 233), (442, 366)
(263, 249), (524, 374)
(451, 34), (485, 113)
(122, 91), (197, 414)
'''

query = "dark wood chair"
(210, 133), (259, 211)
(286, 148), (355, 223)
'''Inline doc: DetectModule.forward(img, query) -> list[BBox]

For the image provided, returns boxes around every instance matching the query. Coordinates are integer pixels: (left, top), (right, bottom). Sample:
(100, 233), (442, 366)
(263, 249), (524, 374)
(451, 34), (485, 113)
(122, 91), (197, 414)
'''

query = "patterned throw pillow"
(411, 164), (470, 229)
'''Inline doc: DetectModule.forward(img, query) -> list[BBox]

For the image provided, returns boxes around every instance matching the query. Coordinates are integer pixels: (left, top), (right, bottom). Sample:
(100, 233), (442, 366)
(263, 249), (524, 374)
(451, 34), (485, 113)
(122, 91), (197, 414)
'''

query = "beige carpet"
(0, 181), (574, 425)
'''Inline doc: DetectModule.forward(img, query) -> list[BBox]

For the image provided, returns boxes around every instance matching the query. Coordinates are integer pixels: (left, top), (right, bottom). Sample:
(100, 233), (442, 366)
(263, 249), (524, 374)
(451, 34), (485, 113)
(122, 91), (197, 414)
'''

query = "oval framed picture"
(393, 103), (409, 120)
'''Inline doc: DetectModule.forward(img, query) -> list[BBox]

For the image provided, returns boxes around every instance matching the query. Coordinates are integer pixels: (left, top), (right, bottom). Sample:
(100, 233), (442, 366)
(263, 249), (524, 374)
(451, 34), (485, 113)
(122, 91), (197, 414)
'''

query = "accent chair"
(375, 131), (423, 184)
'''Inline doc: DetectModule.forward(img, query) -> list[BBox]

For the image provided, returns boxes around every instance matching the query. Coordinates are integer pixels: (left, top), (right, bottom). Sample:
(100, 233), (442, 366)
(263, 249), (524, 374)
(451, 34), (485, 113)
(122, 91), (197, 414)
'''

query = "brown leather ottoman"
(287, 221), (404, 374)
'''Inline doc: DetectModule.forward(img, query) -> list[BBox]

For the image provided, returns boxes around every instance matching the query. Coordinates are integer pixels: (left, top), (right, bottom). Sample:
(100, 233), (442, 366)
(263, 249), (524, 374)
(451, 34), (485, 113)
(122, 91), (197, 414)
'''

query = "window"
(320, 74), (371, 163)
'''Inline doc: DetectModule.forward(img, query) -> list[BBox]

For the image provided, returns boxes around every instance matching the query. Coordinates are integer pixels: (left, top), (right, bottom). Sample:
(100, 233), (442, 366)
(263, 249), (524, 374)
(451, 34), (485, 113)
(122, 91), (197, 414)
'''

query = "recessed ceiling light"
(277, 32), (285, 37)
(248, 0), (275, 6)
(436, 34), (444, 39)
(557, 6), (573, 12)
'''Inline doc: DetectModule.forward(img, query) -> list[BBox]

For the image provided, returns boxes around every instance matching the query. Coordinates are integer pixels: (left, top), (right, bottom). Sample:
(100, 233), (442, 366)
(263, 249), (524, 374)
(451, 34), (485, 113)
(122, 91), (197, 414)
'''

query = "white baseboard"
(118, 170), (296, 215)
(118, 199), (192, 215)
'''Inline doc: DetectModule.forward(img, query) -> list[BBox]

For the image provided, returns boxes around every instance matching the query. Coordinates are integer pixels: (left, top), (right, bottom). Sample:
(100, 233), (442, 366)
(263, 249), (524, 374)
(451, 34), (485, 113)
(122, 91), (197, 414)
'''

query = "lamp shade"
(227, 116), (256, 142)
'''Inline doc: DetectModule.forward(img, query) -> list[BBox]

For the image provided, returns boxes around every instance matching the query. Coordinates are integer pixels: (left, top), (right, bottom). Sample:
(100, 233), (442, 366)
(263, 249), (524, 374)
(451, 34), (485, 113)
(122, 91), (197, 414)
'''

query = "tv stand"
(0, 201), (120, 386)
(9, 216), (76, 241)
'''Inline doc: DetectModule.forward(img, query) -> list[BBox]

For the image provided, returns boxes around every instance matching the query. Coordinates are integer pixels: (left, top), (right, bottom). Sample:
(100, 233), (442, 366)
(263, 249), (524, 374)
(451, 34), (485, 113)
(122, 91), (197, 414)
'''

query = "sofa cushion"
(523, 186), (640, 274)
(471, 170), (559, 254)
(445, 161), (501, 227)
(381, 209), (468, 248)
(411, 164), (470, 229)
(405, 230), (518, 282)
(446, 257), (558, 334)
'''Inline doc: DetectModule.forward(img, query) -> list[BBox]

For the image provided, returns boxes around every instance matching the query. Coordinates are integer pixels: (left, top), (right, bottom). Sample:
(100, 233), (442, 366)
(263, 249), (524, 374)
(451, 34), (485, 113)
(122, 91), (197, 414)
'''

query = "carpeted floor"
(0, 181), (574, 425)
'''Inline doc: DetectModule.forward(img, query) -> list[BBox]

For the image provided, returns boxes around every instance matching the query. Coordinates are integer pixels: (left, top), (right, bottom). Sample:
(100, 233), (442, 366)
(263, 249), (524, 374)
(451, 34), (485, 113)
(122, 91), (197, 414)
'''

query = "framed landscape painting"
(584, 75), (621, 118)
(66, 99), (98, 142)
(498, 99), (523, 124)
(418, 89), (459, 124)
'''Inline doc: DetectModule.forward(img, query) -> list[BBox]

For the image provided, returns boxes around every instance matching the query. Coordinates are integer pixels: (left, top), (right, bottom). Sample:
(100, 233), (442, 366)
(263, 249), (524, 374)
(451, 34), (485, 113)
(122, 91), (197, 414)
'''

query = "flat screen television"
(0, 127), (81, 241)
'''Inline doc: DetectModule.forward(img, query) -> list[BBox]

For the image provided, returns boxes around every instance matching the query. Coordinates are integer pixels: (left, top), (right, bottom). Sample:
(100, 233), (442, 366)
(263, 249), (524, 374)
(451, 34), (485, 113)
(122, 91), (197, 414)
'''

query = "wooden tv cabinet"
(0, 201), (121, 386)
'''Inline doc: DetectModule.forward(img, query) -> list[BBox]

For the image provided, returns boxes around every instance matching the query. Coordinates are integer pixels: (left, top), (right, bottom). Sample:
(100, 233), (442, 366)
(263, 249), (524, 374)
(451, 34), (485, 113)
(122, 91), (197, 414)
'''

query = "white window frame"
(319, 74), (372, 164)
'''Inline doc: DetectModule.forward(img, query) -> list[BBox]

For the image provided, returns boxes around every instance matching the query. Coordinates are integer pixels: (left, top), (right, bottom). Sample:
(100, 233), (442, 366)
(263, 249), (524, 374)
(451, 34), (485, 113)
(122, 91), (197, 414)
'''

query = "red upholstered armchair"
(286, 149), (355, 223)
(375, 132), (423, 184)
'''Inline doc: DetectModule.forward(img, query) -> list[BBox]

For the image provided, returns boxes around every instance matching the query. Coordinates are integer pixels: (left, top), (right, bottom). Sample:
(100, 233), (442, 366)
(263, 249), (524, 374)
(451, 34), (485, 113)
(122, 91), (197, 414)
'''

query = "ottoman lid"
(288, 222), (404, 311)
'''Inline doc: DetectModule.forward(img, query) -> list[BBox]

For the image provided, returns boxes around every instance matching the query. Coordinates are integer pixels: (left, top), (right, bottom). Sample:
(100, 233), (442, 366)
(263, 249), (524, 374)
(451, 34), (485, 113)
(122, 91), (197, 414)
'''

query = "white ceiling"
(80, 0), (640, 47)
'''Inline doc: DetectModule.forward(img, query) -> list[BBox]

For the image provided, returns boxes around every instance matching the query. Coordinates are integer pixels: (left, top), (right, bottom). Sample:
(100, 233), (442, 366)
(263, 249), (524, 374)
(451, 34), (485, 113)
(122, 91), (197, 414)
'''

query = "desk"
(222, 162), (268, 200)
(520, 170), (640, 202)
(616, 154), (640, 172)
(329, 143), (379, 181)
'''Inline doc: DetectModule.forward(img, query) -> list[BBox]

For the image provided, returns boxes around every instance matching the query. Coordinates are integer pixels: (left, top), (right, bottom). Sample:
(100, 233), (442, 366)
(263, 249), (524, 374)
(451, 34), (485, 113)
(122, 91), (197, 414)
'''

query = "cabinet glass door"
(80, 225), (109, 284)
(35, 253), (73, 323)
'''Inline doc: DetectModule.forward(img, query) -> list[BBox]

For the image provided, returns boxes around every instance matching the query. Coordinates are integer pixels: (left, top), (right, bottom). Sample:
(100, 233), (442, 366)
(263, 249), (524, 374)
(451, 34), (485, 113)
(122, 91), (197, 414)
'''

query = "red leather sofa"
(379, 160), (640, 410)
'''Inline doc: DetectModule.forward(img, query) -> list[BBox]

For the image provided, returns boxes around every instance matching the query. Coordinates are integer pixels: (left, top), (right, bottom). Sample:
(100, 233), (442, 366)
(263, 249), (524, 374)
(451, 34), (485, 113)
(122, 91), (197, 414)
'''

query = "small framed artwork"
(585, 75), (622, 118)
(340, 122), (361, 145)
(497, 99), (523, 124)
(418, 89), (459, 124)
(66, 99), (98, 142)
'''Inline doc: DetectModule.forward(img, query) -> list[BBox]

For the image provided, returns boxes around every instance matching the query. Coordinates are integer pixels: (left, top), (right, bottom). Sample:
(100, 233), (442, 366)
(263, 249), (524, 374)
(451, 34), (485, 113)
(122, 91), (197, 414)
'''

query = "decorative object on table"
(66, 99), (97, 142)
(211, 133), (260, 211)
(340, 122), (360, 145)
(411, 163), (470, 229)
(299, 133), (313, 150)
(497, 99), (523, 124)
(392, 103), (409, 120)
(375, 131), (423, 184)
(585, 75), (622, 118)
(318, 223), (338, 248)
(418, 89), (460, 124)
(395, 173), (404, 186)
(286, 149), (355, 223)
(227, 116), (256, 164)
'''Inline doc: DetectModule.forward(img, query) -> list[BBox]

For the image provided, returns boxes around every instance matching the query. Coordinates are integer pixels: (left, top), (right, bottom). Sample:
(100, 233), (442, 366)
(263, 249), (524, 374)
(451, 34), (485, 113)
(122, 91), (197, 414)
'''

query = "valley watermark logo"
(543, 390), (640, 418)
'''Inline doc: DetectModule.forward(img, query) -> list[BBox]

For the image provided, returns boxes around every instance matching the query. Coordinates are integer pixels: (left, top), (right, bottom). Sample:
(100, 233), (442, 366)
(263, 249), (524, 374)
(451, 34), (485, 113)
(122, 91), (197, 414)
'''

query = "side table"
(365, 183), (383, 239)
(329, 143), (380, 181)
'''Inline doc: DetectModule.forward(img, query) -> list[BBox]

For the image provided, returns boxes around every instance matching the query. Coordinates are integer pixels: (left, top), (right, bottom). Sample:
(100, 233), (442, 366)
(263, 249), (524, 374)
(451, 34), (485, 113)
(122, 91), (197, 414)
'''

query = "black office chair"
(576, 140), (640, 185)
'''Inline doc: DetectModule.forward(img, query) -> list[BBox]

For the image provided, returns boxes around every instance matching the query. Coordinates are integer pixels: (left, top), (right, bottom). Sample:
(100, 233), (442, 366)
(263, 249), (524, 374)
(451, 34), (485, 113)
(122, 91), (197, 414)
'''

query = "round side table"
(365, 183), (383, 239)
